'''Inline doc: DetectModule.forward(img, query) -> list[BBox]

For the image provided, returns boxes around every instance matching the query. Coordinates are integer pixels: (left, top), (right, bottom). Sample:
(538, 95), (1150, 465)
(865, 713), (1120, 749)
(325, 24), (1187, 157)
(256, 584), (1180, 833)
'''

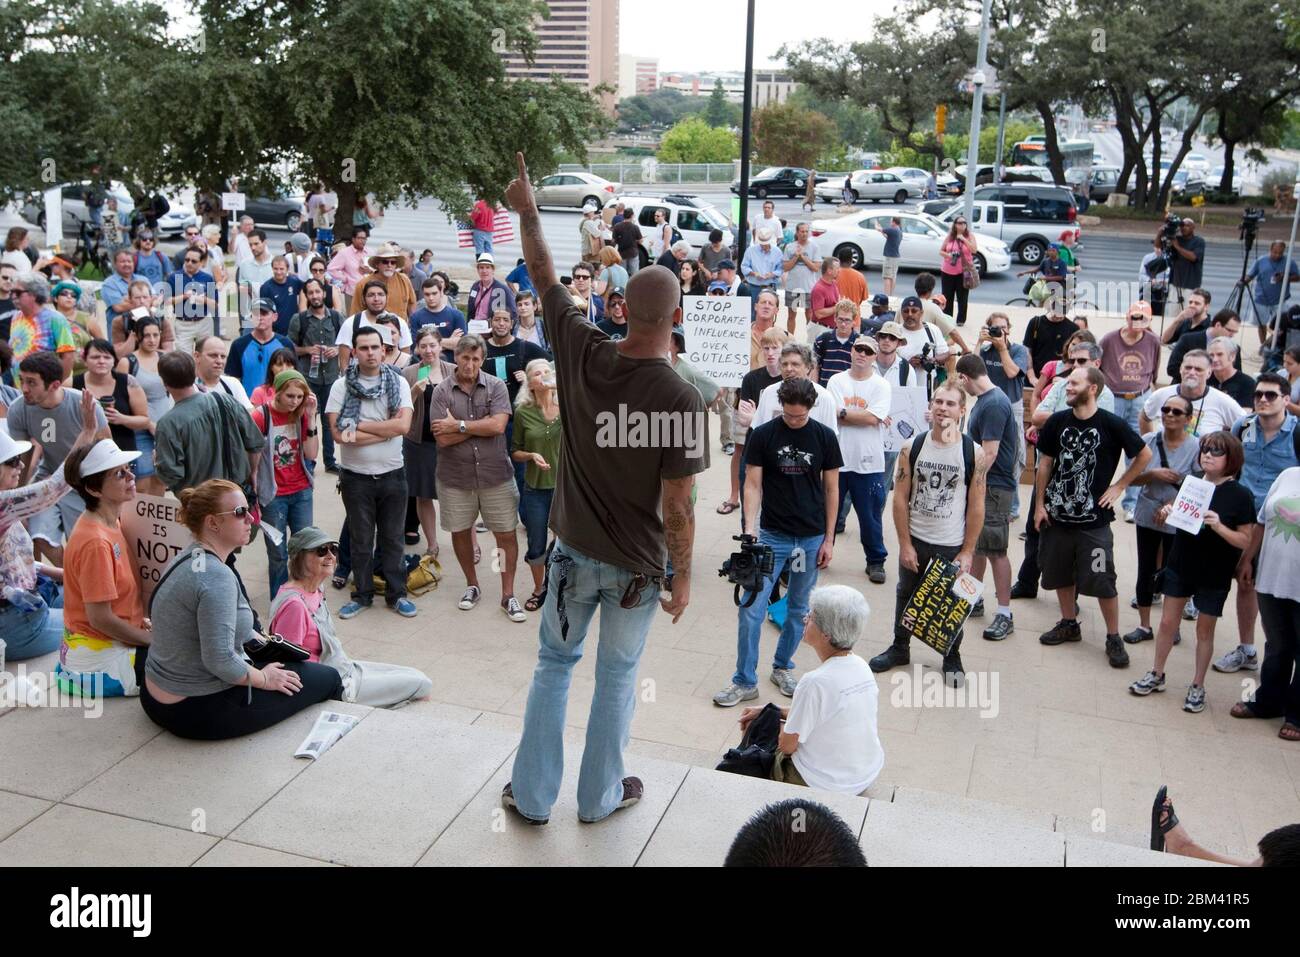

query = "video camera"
(719, 534), (775, 607)
(1143, 214), (1183, 279)
(1240, 207), (1266, 244)
(918, 341), (938, 373)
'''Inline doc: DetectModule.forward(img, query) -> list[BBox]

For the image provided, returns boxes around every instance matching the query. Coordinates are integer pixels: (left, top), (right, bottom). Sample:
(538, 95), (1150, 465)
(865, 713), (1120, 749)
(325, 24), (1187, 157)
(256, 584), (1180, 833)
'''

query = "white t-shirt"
(1143, 384), (1244, 439)
(197, 375), (253, 410)
(896, 322), (950, 363)
(1257, 466), (1300, 603)
(751, 214), (783, 242)
(325, 373), (413, 475)
(232, 233), (253, 267)
(336, 313), (412, 350)
(827, 371), (891, 474)
(754, 379), (839, 435)
(784, 654), (884, 795)
(873, 355), (908, 389)
(784, 240), (821, 294)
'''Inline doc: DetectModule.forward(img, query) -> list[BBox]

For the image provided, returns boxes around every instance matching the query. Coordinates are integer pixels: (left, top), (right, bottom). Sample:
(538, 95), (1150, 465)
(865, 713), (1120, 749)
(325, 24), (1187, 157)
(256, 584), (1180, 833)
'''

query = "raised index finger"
(516, 151), (528, 182)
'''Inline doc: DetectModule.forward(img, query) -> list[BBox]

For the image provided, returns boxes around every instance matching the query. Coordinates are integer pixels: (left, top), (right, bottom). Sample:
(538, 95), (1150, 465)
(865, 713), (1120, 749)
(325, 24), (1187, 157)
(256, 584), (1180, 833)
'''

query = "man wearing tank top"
(869, 382), (987, 688)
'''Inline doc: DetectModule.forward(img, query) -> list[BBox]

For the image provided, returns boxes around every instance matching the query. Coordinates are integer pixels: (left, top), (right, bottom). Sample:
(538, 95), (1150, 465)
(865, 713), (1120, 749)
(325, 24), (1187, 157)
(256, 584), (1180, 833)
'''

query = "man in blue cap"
(862, 293), (894, 336)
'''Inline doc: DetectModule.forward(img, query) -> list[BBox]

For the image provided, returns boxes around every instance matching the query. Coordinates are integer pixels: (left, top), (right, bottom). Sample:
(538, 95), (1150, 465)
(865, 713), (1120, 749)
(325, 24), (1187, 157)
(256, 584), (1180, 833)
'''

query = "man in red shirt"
(470, 199), (496, 256)
(810, 257), (847, 334)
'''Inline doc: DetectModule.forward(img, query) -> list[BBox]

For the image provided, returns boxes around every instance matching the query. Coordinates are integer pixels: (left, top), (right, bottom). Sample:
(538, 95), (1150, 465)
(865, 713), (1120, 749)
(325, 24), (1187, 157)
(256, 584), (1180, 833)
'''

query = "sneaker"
(404, 531), (420, 546)
(1173, 631), (1182, 646)
(770, 668), (798, 697)
(1212, 645), (1259, 673)
(942, 654), (965, 688)
(869, 643), (910, 673)
(338, 600), (369, 620)
(969, 598), (985, 619)
(835, 524), (846, 535)
(458, 585), (482, 611)
(502, 596), (527, 623)
(713, 682), (759, 707)
(1009, 581), (1038, 601)
(1122, 626), (1154, 644)
(1182, 600), (1199, 621)
(982, 613), (1014, 640)
(1129, 670), (1166, 696)
(501, 782), (547, 825)
(722, 442), (736, 456)
(866, 563), (887, 584)
(1105, 634), (1130, 668)
(1123, 508), (1135, 524)
(390, 598), (417, 618)
(1039, 618), (1082, 645)
(475, 520), (488, 533)
(324, 463), (339, 474)
(580, 776), (643, 823)
(1183, 684), (1206, 713)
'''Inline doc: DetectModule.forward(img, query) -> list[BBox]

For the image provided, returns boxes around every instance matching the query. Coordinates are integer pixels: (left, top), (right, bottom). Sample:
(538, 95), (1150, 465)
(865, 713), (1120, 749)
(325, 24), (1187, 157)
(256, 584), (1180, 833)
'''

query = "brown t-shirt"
(1099, 328), (1161, 395)
(542, 283), (709, 575)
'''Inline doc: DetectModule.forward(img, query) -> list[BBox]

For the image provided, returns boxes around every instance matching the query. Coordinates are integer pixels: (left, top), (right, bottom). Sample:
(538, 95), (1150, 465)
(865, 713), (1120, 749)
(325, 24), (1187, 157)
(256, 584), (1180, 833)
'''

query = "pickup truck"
(934, 199), (1062, 266)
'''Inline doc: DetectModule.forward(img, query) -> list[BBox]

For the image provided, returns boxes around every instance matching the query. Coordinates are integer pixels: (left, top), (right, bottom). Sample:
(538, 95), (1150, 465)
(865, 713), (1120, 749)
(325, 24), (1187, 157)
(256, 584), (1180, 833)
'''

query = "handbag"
(716, 702), (784, 779)
(243, 633), (311, 665)
(372, 553), (441, 597)
(962, 259), (981, 290)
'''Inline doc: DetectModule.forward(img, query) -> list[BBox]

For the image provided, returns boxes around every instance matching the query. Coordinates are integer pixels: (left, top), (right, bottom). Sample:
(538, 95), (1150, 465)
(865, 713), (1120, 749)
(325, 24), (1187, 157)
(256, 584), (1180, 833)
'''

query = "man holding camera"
(1247, 240), (1300, 350)
(1168, 219), (1206, 310)
(715, 377), (843, 707)
(894, 295), (950, 397)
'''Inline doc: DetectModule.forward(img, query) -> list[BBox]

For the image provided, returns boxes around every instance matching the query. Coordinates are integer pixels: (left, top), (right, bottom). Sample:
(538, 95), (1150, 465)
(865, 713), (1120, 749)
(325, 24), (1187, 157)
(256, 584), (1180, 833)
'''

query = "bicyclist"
(1018, 244), (1071, 292)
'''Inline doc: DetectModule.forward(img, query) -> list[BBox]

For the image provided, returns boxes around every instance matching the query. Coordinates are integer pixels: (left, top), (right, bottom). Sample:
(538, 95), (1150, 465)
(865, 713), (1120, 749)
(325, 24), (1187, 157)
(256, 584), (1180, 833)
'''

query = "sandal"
(524, 589), (547, 612)
(716, 500), (739, 515)
(1150, 785), (1179, 852)
(1280, 723), (1300, 742)
(1230, 702), (1260, 719)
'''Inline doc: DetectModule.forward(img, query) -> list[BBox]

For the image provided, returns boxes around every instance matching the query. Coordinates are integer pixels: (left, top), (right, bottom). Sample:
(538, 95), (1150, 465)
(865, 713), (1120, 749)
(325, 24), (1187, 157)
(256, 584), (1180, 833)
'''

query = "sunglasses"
(2, 456), (21, 469)
(1065, 357), (1092, 365)
(215, 505), (252, 519)
(313, 543), (340, 557)
(1160, 406), (1188, 416)
(852, 345), (875, 354)
(1254, 391), (1282, 401)
(379, 258), (397, 265)
(184, 258), (201, 265)
(1201, 447), (1228, 458)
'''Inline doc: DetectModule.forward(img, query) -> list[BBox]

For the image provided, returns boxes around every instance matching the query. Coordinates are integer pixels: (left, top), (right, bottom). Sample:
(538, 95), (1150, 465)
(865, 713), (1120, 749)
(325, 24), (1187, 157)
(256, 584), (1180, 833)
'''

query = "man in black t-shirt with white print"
(1035, 365), (1150, 667)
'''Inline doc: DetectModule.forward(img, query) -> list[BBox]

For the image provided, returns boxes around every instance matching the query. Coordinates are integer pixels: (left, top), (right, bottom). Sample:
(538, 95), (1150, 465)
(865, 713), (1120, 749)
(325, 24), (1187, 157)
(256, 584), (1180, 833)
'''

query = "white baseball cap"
(75, 439), (141, 478)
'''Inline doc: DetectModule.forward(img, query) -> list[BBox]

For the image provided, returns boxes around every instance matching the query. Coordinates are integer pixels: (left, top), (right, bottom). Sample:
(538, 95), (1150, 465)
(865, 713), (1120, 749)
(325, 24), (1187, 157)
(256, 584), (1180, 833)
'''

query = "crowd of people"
(1, 159), (1298, 853)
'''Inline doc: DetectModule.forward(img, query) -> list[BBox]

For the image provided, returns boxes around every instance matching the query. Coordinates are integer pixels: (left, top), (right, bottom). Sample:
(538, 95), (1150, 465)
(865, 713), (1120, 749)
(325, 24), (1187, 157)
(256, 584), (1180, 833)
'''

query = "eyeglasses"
(1254, 390), (1282, 401)
(1160, 406), (1188, 416)
(311, 266), (326, 272)
(379, 258), (397, 265)
(314, 543), (340, 557)
(184, 258), (201, 265)
(1201, 447), (1228, 458)
(852, 345), (875, 354)
(215, 505), (252, 519)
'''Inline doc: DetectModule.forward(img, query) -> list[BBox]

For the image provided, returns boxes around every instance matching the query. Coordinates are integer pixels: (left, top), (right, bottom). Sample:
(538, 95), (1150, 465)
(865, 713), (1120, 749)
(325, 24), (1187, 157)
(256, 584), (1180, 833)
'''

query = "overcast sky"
(621, 0), (896, 72)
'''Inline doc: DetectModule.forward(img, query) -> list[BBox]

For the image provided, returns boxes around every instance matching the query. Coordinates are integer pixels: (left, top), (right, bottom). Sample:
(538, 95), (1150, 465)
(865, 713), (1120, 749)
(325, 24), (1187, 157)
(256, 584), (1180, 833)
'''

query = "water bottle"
(309, 344), (321, 379)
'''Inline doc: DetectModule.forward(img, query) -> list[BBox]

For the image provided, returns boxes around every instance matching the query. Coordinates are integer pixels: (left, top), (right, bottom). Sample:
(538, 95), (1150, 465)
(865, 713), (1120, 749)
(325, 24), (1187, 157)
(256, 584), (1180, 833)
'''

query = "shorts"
(1038, 524), (1117, 598)
(882, 258), (900, 280)
(785, 290), (810, 310)
(975, 486), (1014, 556)
(1159, 566), (1231, 618)
(1241, 301), (1275, 327)
(437, 478), (519, 533)
(133, 430), (156, 478)
(28, 495), (85, 547)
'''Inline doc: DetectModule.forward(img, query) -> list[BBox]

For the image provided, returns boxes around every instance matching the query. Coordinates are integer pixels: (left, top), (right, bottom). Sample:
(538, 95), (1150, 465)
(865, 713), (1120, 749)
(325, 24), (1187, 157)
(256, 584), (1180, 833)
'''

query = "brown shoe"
(580, 776), (643, 823)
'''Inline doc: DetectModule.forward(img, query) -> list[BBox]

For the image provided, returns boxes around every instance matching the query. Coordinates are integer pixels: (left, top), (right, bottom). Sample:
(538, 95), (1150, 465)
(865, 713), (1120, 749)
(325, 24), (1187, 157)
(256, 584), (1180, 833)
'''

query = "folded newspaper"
(295, 711), (359, 760)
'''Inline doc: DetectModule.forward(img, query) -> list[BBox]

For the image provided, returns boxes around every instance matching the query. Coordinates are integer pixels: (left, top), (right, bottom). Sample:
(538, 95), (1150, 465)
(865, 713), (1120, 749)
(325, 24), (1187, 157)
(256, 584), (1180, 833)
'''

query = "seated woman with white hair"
(738, 584), (885, 794)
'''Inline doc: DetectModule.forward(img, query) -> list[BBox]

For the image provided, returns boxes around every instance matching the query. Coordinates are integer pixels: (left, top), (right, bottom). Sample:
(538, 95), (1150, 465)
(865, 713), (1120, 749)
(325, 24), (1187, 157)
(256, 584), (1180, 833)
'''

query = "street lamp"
(962, 0), (994, 228)
(737, 0), (756, 261)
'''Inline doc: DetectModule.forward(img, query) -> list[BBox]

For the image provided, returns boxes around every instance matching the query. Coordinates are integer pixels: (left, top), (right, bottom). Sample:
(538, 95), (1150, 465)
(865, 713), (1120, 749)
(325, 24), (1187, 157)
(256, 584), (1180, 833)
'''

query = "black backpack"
(908, 430), (977, 489)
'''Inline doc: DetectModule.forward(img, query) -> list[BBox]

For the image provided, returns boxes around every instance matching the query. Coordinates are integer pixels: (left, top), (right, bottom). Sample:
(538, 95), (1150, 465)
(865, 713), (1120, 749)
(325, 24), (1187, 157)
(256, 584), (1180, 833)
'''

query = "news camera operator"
(1168, 218), (1206, 310)
(714, 377), (843, 708)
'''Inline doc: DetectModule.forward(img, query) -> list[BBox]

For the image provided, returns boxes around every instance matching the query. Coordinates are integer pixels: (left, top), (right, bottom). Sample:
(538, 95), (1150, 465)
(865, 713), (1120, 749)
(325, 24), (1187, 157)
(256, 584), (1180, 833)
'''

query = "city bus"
(1009, 139), (1094, 180)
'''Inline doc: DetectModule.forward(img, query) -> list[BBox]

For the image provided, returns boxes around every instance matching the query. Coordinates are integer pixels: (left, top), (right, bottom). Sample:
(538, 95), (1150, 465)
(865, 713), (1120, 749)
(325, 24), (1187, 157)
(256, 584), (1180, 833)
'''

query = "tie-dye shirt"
(9, 307), (75, 376)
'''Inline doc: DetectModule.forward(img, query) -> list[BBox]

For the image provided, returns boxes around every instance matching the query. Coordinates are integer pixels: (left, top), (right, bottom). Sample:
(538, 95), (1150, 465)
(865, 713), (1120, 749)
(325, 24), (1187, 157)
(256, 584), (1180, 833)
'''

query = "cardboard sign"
(221, 192), (246, 212)
(119, 494), (193, 605)
(882, 385), (929, 453)
(42, 187), (63, 248)
(681, 295), (750, 387)
(1165, 474), (1215, 535)
(898, 558), (976, 656)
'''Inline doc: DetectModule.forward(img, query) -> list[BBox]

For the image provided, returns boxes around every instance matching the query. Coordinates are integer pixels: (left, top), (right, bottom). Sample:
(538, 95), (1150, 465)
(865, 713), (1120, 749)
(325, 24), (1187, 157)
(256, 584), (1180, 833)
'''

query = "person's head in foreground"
(724, 799), (868, 867)
(803, 583), (869, 660)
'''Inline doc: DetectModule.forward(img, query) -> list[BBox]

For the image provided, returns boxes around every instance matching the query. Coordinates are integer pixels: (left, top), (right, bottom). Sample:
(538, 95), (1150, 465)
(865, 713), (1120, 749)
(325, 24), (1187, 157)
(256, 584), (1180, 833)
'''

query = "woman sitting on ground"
(1153, 787), (1300, 865)
(735, 584), (884, 794)
(141, 479), (342, 740)
(59, 437), (152, 697)
(270, 527), (431, 708)
(0, 390), (99, 662)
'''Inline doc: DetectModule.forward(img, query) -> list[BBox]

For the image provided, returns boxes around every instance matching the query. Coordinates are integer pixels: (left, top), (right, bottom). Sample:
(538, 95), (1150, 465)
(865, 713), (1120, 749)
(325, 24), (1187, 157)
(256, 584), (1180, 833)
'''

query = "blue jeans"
(0, 598), (64, 661)
(519, 486), (553, 565)
(309, 380), (337, 469)
(262, 487), (314, 599)
(884, 450), (900, 491)
(472, 230), (493, 255)
(510, 539), (661, 822)
(1113, 391), (1148, 512)
(840, 470), (888, 565)
(734, 529), (824, 687)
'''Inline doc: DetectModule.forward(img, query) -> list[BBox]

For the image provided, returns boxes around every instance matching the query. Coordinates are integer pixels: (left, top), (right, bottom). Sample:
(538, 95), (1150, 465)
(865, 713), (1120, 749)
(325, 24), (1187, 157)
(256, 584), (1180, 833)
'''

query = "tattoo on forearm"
(664, 498), (694, 578)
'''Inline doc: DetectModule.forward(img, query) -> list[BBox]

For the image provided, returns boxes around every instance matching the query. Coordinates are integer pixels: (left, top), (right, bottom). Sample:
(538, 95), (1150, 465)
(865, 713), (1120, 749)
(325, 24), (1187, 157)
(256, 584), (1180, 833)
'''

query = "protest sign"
(221, 192), (246, 212)
(120, 494), (193, 604)
(882, 385), (929, 453)
(897, 558), (977, 656)
(682, 295), (750, 387)
(1165, 474), (1215, 535)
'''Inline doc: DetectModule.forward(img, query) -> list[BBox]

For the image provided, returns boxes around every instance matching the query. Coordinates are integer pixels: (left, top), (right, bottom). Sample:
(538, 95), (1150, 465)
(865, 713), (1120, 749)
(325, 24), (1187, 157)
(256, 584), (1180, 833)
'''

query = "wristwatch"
(838, 407), (847, 420)
(305, 428), (318, 437)
(458, 419), (467, 434)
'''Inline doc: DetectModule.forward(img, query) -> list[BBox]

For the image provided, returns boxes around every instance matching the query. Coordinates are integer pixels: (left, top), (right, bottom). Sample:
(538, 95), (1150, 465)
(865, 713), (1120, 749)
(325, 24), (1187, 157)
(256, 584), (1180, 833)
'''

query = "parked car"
(937, 164), (997, 195)
(611, 193), (734, 267)
(730, 166), (826, 199)
(533, 172), (621, 210)
(815, 169), (920, 205)
(1082, 165), (1121, 204)
(1183, 152), (1210, 175)
(1169, 169), (1206, 200)
(1207, 165), (1242, 196)
(244, 193), (307, 232)
(948, 184), (1078, 264)
(809, 209), (1011, 276)
(886, 167), (933, 188)
(20, 181), (195, 238)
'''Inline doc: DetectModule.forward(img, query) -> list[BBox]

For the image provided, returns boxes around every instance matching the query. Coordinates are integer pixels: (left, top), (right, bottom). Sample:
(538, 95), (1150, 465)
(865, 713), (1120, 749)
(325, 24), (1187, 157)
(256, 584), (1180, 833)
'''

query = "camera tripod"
(1222, 225), (1264, 331)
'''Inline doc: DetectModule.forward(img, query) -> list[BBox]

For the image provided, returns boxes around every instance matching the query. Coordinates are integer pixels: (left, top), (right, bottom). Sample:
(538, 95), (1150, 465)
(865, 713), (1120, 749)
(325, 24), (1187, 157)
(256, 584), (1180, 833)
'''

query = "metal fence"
(558, 162), (740, 185)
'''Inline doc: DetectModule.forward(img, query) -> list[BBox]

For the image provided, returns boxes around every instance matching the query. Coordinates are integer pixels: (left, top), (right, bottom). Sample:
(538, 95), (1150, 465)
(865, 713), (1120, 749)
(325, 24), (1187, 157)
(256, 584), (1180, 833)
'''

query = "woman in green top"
(511, 358), (561, 611)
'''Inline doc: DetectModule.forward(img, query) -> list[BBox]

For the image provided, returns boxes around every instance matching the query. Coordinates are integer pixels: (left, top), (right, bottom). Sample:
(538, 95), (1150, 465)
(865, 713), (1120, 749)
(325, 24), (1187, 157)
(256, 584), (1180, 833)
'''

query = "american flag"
(456, 207), (515, 248)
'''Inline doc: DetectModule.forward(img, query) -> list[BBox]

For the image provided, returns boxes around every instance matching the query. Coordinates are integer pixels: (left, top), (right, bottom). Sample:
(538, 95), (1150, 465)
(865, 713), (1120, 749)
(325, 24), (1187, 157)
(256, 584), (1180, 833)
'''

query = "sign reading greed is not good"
(119, 494), (193, 604)
(681, 295), (751, 388)
(897, 558), (983, 656)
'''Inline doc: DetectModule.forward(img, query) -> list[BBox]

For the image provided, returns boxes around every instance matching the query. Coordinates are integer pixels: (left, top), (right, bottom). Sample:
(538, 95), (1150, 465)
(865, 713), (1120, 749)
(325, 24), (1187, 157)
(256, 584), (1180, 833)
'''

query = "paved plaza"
(1, 304), (1294, 866)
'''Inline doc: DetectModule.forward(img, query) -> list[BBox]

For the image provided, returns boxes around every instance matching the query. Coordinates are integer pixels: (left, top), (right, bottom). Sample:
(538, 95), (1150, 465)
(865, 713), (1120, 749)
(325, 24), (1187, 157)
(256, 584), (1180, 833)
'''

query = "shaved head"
(625, 264), (680, 331)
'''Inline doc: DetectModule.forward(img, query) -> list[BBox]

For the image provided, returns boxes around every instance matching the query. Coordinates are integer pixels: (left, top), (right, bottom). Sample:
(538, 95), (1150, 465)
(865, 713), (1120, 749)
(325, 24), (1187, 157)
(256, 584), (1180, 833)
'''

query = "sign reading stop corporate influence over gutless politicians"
(681, 295), (750, 387)
(120, 494), (193, 604)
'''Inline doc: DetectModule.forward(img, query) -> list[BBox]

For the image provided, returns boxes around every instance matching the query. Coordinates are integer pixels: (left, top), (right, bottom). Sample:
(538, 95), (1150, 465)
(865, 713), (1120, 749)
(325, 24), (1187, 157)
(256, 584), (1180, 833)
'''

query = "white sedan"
(815, 169), (921, 205)
(810, 209), (1012, 276)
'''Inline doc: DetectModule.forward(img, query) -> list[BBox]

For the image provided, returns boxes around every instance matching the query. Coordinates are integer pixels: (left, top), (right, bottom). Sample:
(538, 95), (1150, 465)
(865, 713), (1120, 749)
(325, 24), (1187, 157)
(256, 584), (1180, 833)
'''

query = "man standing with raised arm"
(501, 153), (708, 826)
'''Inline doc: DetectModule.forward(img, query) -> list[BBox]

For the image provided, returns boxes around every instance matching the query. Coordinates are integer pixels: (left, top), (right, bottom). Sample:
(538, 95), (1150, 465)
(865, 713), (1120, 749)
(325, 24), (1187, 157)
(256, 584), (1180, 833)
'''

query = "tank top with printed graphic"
(907, 433), (968, 547)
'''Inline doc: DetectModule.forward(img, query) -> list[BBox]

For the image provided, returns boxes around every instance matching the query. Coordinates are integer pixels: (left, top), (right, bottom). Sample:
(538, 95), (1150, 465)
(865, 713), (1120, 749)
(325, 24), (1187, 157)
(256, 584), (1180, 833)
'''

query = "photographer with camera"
(869, 383), (985, 688)
(1168, 218), (1206, 310)
(895, 296), (950, 397)
(1139, 236), (1171, 318)
(1247, 240), (1300, 351)
(714, 377), (843, 708)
